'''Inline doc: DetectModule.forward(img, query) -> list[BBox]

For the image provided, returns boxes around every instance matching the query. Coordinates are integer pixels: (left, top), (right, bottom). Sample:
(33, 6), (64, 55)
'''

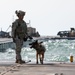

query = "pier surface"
(0, 61), (75, 75)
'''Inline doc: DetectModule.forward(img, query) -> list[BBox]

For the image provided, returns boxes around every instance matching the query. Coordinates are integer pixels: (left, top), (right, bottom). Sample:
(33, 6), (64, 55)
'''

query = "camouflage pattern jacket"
(12, 19), (27, 40)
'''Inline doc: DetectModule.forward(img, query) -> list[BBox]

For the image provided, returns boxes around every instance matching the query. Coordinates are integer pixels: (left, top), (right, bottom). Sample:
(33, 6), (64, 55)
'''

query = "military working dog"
(29, 40), (46, 64)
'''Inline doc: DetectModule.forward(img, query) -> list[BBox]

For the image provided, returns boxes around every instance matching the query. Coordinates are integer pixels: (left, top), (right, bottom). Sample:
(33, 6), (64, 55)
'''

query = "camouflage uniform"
(12, 10), (27, 64)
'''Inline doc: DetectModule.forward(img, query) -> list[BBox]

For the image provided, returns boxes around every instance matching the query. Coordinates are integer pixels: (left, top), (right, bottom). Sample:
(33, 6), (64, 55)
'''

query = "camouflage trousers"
(15, 37), (23, 61)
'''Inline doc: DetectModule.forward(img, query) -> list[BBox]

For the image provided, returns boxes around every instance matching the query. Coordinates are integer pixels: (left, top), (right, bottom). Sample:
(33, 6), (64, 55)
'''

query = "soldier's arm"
(12, 22), (17, 38)
(24, 22), (28, 36)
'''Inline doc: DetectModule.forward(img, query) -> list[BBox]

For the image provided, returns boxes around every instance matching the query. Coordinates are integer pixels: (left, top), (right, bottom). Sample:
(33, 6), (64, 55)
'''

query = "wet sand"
(0, 61), (75, 75)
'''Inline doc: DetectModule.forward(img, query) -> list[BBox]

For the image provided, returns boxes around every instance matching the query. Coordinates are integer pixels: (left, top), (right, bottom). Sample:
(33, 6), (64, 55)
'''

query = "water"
(0, 39), (75, 62)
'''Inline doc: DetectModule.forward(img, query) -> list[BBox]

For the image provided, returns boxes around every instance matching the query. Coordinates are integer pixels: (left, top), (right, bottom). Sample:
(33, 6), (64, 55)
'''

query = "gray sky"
(0, 0), (75, 36)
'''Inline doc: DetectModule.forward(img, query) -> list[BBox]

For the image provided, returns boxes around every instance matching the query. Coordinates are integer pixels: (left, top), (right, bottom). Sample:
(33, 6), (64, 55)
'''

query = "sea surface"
(0, 38), (75, 63)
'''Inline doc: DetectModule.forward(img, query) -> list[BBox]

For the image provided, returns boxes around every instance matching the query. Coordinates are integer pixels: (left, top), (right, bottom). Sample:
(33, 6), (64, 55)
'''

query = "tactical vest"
(15, 23), (25, 39)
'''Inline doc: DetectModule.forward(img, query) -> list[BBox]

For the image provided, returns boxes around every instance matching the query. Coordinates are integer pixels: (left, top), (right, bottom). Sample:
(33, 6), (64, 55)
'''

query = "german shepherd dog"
(29, 40), (46, 64)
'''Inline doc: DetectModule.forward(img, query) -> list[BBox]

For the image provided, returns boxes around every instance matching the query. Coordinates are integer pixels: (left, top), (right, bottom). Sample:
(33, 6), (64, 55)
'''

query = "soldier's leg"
(15, 42), (22, 63)
(15, 38), (25, 64)
(16, 48), (21, 61)
(19, 39), (25, 63)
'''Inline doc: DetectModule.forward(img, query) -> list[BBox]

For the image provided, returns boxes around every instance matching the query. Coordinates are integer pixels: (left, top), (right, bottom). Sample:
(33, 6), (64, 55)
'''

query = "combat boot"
(15, 59), (18, 63)
(15, 59), (25, 64)
(18, 59), (25, 64)
(21, 60), (25, 63)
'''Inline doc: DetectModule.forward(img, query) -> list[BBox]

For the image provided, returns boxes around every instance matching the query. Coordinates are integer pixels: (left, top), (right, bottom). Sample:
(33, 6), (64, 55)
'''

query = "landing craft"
(57, 28), (75, 37)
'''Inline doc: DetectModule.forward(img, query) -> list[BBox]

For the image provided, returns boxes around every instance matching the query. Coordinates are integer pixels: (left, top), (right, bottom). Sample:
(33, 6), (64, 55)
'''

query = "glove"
(13, 38), (16, 43)
(23, 36), (28, 41)
(28, 36), (33, 40)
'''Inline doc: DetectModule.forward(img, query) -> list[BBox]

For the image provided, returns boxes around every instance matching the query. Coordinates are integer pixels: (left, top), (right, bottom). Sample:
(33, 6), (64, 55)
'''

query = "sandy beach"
(0, 61), (75, 75)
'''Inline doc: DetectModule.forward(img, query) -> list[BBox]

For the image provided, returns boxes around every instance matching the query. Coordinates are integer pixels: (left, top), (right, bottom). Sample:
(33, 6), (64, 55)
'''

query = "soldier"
(12, 10), (27, 64)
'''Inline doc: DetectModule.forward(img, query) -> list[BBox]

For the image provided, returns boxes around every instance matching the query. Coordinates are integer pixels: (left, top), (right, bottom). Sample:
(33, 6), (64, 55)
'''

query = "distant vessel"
(57, 28), (75, 37)
(0, 30), (11, 38)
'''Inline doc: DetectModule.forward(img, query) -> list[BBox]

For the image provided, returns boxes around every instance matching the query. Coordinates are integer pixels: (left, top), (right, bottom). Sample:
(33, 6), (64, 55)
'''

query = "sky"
(0, 0), (75, 36)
